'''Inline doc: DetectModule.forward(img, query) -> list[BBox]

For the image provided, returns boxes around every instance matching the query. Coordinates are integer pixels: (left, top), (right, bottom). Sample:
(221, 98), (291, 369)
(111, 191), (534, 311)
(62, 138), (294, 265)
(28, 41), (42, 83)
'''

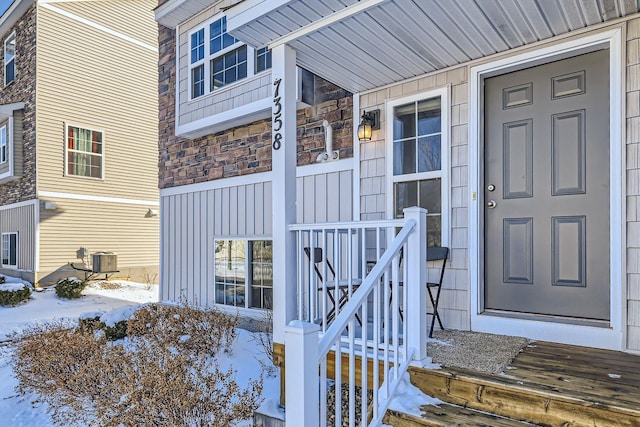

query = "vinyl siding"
(296, 170), (353, 223)
(160, 169), (354, 305)
(160, 180), (272, 305)
(625, 18), (640, 351)
(360, 18), (640, 348)
(35, 1), (158, 202)
(53, 0), (157, 48)
(359, 67), (469, 331)
(0, 201), (36, 272)
(38, 197), (158, 279)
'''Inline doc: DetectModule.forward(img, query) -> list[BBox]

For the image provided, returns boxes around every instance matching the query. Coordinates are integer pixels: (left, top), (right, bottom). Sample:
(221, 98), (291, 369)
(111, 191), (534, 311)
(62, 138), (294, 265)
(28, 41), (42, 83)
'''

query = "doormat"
(428, 330), (530, 374)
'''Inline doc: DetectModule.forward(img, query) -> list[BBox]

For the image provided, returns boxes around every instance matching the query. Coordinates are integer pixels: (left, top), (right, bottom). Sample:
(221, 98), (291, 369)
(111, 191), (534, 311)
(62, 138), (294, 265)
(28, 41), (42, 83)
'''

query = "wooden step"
(384, 403), (536, 426)
(407, 366), (640, 427)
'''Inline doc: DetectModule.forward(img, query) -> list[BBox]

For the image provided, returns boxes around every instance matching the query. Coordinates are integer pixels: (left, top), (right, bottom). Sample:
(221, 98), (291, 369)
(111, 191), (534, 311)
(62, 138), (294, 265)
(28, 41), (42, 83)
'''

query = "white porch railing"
(285, 207), (428, 426)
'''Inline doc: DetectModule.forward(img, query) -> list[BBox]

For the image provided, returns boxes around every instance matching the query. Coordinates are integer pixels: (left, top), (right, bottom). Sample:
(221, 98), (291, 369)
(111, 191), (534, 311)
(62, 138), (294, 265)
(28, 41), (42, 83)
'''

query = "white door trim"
(468, 27), (625, 350)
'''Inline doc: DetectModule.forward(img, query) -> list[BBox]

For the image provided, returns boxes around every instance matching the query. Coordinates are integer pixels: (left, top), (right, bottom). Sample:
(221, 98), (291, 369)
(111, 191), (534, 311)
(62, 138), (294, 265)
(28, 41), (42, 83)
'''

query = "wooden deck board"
(384, 403), (534, 426)
(406, 340), (640, 427)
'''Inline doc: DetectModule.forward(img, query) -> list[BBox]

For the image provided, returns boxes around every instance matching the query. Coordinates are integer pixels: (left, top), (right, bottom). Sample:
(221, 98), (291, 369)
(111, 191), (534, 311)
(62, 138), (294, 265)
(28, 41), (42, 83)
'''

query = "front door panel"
(484, 49), (610, 320)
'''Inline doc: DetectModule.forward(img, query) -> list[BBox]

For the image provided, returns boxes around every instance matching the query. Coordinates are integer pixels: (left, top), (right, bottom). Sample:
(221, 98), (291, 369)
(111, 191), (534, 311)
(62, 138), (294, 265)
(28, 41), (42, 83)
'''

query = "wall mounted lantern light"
(357, 109), (380, 141)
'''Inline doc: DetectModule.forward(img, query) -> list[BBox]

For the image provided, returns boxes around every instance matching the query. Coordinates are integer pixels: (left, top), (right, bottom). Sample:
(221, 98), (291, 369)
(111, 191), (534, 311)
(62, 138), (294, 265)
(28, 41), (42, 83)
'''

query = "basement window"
(214, 239), (272, 310)
(1, 232), (17, 268)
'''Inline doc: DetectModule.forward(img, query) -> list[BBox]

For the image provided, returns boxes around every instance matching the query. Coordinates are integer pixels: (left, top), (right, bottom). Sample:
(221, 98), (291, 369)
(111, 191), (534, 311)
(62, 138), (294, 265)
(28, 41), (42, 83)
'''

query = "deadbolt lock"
(487, 184), (496, 192)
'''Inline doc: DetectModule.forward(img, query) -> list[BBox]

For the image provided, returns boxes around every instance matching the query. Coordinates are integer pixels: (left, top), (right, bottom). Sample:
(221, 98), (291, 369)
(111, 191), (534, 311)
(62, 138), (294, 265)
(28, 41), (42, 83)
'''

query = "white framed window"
(65, 124), (104, 179)
(1, 232), (17, 268)
(188, 15), (271, 99)
(214, 239), (273, 310)
(4, 32), (15, 86)
(386, 87), (449, 247)
(0, 122), (6, 164)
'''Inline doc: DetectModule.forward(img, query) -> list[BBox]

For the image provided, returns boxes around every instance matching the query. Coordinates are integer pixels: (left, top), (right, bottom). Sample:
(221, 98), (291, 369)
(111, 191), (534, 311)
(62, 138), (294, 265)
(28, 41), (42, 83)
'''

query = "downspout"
(316, 120), (339, 162)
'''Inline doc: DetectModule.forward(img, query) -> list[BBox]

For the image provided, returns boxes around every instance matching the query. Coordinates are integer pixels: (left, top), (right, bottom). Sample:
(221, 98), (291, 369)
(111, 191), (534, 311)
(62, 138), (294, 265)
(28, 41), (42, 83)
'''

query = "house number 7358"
(272, 78), (283, 150)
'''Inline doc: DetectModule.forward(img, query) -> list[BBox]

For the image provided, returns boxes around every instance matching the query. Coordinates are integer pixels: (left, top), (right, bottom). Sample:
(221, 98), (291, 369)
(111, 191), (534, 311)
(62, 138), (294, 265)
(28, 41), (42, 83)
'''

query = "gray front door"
(484, 49), (610, 321)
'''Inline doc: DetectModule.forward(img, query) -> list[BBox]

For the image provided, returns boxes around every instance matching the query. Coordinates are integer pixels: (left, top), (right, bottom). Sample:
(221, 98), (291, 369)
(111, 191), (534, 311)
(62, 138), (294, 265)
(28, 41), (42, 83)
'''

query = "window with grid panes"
(391, 95), (446, 247)
(188, 16), (271, 99)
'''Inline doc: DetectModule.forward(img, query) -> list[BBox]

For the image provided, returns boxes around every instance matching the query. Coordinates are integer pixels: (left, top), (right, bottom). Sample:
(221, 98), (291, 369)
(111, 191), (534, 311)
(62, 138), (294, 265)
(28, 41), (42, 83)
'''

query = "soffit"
(227, 0), (638, 93)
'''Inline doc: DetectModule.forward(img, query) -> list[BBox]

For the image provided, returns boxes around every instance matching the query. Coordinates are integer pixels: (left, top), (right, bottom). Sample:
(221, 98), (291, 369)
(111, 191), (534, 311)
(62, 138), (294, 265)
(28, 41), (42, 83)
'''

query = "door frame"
(469, 27), (625, 350)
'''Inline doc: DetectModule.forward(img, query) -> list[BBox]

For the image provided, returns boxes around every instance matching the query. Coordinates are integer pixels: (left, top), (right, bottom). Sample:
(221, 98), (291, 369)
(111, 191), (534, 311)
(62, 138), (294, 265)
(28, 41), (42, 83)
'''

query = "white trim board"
(0, 198), (37, 211)
(38, 191), (159, 206)
(468, 27), (624, 350)
(160, 159), (356, 198)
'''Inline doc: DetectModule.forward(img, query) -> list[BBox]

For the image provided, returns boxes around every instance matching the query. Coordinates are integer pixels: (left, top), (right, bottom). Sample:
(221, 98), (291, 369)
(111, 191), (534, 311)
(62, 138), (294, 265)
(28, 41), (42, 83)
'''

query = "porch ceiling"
(227, 0), (638, 93)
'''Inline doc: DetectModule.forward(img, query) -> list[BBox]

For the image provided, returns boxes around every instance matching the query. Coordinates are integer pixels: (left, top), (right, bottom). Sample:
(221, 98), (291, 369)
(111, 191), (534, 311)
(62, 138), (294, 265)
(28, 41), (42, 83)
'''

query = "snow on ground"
(0, 276), (280, 426)
(387, 372), (441, 417)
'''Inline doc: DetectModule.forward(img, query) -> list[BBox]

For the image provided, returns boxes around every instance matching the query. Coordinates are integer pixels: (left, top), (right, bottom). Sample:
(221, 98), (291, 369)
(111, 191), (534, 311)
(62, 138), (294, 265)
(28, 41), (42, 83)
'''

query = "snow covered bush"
(54, 277), (87, 299)
(0, 275), (5, 284)
(14, 304), (261, 426)
(126, 303), (238, 354)
(0, 282), (31, 306)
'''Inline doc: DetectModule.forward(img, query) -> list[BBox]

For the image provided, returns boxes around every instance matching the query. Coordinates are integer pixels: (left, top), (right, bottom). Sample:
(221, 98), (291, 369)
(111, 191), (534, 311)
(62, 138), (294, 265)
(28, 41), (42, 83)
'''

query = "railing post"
(403, 207), (428, 363)
(285, 320), (320, 427)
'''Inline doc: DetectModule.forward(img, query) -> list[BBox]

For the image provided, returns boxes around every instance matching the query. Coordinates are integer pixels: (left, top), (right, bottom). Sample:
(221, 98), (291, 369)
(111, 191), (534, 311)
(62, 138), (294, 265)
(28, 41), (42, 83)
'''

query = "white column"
(403, 206), (428, 363)
(271, 44), (298, 344)
(285, 320), (320, 427)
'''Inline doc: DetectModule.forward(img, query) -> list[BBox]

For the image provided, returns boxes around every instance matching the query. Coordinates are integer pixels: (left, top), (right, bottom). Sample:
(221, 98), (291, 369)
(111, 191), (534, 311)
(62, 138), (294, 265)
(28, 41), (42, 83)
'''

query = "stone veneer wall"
(0, 4), (36, 206)
(158, 25), (353, 190)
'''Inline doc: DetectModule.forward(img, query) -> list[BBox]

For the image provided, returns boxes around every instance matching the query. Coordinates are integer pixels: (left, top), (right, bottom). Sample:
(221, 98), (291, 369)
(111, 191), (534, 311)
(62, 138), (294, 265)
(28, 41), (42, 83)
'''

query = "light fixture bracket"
(365, 109), (380, 130)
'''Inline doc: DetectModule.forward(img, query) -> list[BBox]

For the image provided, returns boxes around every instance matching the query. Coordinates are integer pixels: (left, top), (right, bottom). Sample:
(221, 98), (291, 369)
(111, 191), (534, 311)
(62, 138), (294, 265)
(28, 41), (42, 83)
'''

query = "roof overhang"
(0, 0), (35, 36)
(225, 0), (638, 93)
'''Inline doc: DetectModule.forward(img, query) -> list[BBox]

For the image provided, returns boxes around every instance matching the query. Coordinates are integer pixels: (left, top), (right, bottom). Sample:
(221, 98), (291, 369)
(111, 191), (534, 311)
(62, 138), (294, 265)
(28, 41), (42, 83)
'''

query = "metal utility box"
(92, 252), (118, 273)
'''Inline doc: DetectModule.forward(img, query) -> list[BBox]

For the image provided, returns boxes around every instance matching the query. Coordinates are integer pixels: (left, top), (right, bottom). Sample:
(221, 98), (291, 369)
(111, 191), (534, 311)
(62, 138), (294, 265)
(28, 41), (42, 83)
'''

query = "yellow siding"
(35, 1), (158, 202)
(54, 0), (157, 48)
(39, 197), (159, 275)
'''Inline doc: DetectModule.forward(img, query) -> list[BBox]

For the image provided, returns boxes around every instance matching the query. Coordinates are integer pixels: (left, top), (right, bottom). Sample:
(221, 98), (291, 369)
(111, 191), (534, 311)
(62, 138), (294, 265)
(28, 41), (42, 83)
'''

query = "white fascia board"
(154, 0), (186, 27)
(154, 0), (213, 29)
(176, 97), (271, 139)
(0, 0), (35, 35)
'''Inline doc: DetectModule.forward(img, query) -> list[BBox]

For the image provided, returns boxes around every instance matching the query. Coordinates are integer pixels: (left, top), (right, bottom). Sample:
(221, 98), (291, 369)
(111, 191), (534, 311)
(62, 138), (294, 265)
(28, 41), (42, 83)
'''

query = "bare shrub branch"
(13, 304), (262, 426)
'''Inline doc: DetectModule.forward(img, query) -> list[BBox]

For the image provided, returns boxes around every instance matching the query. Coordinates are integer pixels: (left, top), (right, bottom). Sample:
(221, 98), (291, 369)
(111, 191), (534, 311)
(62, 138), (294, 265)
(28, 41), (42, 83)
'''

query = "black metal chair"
(303, 247), (361, 326)
(395, 246), (449, 337)
(426, 246), (449, 338)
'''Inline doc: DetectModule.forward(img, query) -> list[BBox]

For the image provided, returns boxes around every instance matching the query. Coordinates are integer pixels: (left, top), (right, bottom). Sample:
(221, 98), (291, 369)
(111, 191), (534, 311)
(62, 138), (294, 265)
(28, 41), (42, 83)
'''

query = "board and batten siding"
(160, 169), (353, 306)
(35, 1), (158, 202)
(0, 201), (36, 273)
(38, 197), (159, 281)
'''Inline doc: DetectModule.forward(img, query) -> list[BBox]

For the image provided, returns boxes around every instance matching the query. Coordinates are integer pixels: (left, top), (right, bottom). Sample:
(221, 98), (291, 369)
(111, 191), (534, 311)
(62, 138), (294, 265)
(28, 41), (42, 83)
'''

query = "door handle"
(487, 200), (497, 209)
